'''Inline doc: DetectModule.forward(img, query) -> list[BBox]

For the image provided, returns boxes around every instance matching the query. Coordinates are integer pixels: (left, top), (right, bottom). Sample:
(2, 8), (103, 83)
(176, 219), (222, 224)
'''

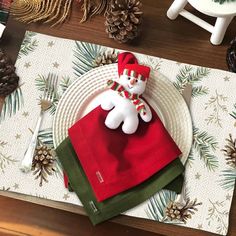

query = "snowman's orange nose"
(130, 78), (136, 85)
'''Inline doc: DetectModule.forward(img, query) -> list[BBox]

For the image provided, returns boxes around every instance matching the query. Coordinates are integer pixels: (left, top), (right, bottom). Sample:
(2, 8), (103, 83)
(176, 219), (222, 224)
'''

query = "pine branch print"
(193, 127), (219, 171)
(186, 149), (194, 167)
(35, 74), (59, 115)
(205, 90), (228, 128)
(0, 141), (15, 173)
(38, 128), (54, 148)
(173, 65), (192, 92)
(60, 76), (73, 94)
(73, 41), (105, 77)
(146, 183), (202, 224)
(35, 74), (74, 115)
(146, 190), (178, 222)
(219, 168), (236, 190)
(143, 56), (162, 71)
(207, 200), (228, 235)
(190, 67), (211, 83)
(35, 74), (47, 92)
(18, 31), (38, 59)
(181, 182), (191, 201)
(173, 65), (210, 97)
(73, 41), (118, 77)
(0, 152), (18, 173)
(47, 99), (58, 115)
(0, 85), (24, 123)
(193, 127), (218, 150)
(192, 86), (209, 98)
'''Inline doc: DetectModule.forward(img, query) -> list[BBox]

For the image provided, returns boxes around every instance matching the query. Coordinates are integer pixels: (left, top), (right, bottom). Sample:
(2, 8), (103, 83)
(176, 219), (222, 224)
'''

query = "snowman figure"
(101, 52), (152, 134)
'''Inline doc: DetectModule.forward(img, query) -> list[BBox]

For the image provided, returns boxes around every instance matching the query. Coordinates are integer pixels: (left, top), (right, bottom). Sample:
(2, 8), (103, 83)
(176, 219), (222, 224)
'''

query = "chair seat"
(167, 0), (235, 45)
(188, 0), (236, 17)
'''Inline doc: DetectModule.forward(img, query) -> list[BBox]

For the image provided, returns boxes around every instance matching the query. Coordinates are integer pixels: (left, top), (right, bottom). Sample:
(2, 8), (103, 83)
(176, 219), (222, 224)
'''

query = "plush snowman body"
(101, 70), (152, 134)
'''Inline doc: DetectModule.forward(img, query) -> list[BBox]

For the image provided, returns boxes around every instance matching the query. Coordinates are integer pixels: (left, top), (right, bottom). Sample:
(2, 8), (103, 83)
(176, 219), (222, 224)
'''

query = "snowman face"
(118, 73), (147, 95)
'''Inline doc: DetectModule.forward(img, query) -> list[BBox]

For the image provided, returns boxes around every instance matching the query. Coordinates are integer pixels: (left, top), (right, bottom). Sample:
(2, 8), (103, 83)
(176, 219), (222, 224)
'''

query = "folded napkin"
(68, 105), (182, 202)
(56, 137), (185, 225)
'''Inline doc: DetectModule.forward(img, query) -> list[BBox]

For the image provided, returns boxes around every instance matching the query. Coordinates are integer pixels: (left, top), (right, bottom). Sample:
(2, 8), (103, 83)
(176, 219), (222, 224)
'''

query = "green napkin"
(56, 137), (185, 225)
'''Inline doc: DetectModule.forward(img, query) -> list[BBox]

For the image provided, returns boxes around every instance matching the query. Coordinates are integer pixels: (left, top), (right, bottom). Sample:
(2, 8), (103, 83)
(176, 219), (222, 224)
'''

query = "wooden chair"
(167, 0), (236, 45)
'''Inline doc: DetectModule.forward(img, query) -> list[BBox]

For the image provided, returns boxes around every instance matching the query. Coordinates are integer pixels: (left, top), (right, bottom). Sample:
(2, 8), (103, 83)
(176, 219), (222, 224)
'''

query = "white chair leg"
(167, 0), (188, 20)
(210, 16), (234, 45)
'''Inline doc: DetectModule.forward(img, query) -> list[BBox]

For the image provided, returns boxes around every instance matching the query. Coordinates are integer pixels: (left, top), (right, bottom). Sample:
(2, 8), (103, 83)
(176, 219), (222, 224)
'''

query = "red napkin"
(68, 105), (181, 202)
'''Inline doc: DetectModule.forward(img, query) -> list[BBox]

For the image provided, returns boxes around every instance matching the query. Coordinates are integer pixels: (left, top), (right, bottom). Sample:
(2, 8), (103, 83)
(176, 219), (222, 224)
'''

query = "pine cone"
(166, 202), (191, 223)
(105, 0), (143, 43)
(222, 134), (236, 167)
(32, 145), (55, 186)
(95, 50), (118, 66)
(0, 50), (19, 98)
(226, 37), (236, 73)
(165, 199), (202, 224)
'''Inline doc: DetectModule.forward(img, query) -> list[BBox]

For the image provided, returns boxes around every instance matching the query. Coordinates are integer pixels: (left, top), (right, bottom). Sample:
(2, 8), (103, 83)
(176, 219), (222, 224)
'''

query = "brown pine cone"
(0, 50), (19, 97)
(95, 49), (118, 66)
(165, 199), (202, 224)
(105, 0), (143, 43)
(222, 134), (236, 167)
(32, 144), (55, 186)
(166, 202), (183, 221)
(226, 37), (236, 73)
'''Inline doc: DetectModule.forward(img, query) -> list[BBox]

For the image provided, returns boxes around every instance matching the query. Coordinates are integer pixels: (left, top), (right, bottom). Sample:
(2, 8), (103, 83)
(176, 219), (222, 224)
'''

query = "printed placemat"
(0, 31), (236, 235)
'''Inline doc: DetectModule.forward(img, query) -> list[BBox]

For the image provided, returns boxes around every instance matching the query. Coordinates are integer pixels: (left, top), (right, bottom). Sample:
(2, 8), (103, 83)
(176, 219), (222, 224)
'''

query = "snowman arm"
(139, 99), (152, 122)
(101, 90), (115, 111)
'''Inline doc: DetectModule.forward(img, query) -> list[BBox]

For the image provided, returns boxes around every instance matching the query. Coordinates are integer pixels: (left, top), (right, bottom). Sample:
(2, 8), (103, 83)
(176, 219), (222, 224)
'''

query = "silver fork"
(20, 73), (58, 173)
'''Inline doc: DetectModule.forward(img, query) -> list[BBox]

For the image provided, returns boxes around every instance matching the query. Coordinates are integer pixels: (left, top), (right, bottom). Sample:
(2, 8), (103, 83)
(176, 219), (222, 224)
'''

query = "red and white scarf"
(107, 80), (146, 115)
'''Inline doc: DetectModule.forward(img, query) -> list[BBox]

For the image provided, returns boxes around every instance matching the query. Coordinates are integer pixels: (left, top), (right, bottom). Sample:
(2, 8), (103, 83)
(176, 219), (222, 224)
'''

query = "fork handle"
(20, 111), (43, 173)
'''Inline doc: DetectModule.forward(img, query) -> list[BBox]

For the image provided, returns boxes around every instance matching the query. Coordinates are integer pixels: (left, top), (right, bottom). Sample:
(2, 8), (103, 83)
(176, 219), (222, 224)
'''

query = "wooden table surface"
(0, 0), (236, 235)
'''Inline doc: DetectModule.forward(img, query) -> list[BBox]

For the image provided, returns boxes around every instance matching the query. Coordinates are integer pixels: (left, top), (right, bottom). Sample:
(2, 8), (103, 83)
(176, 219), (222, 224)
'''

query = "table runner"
(0, 31), (236, 235)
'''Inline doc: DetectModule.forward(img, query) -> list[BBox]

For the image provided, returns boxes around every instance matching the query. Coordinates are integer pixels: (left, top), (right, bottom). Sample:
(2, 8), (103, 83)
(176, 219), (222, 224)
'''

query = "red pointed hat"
(118, 52), (150, 80)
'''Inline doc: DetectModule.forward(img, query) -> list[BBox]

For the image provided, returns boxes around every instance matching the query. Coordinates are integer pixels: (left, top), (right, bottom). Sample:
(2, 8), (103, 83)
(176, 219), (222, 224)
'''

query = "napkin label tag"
(96, 171), (104, 183)
(89, 201), (100, 214)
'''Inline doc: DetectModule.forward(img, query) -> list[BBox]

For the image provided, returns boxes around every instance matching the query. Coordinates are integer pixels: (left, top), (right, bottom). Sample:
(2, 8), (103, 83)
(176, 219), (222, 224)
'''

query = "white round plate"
(53, 64), (193, 165)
